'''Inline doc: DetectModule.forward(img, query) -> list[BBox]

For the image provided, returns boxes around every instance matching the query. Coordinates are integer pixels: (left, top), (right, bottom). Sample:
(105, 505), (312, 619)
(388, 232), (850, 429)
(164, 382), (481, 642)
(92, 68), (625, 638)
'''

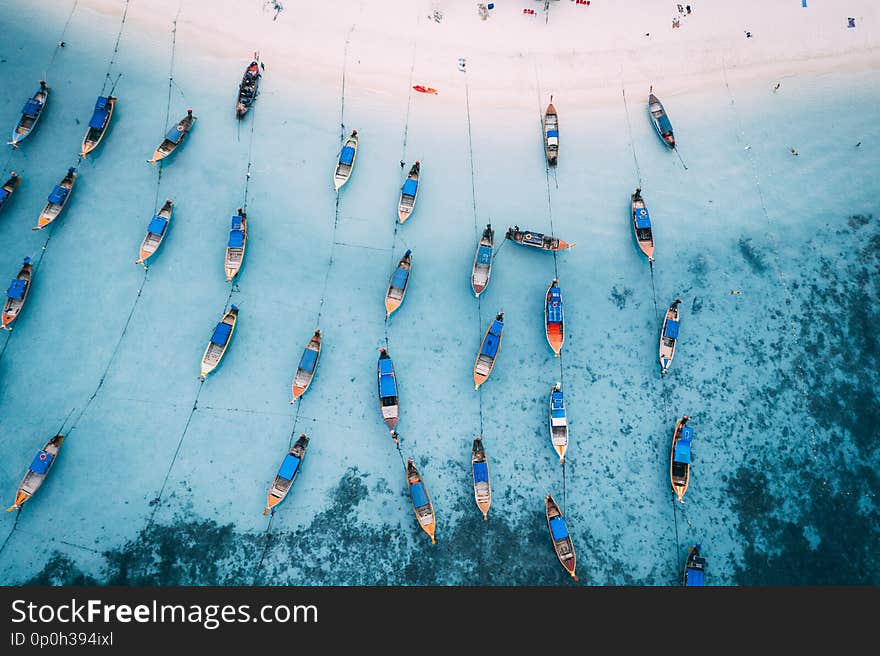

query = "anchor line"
(43, 0), (80, 82)
(99, 0), (131, 96)
(621, 85), (644, 188)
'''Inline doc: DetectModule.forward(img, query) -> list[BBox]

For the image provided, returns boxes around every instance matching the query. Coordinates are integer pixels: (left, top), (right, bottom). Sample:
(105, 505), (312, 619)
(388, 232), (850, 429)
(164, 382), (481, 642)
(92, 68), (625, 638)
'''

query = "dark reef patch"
(738, 237), (768, 273)
(609, 285), (633, 310)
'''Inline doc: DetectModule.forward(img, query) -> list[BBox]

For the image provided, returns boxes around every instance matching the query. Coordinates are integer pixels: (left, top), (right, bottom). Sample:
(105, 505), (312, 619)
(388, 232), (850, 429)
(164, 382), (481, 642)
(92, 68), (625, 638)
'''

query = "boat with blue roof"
(148, 109), (195, 164)
(385, 250), (412, 318)
(6, 433), (64, 512)
(683, 544), (706, 586)
(649, 89), (675, 148)
(263, 433), (309, 515)
(377, 348), (399, 431)
(397, 161), (420, 223)
(135, 199), (173, 266)
(505, 225), (573, 251)
(407, 458), (436, 544)
(0, 172), (22, 215)
(291, 330), (322, 403)
(670, 416), (693, 503)
(236, 54), (261, 119)
(549, 383), (569, 463)
(80, 95), (116, 158)
(199, 305), (238, 380)
(2, 258), (33, 331)
(471, 224), (494, 298)
(631, 187), (654, 262)
(472, 436), (491, 520)
(545, 494), (577, 581)
(333, 130), (358, 191)
(9, 81), (48, 147)
(225, 208), (247, 282)
(34, 167), (76, 230)
(545, 278), (564, 357)
(659, 298), (681, 375)
(543, 97), (558, 166)
(474, 312), (504, 390)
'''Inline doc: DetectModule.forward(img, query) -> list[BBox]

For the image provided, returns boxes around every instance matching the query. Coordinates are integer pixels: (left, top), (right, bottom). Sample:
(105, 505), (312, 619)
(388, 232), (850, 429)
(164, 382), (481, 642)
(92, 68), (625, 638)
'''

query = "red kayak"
(413, 85), (438, 95)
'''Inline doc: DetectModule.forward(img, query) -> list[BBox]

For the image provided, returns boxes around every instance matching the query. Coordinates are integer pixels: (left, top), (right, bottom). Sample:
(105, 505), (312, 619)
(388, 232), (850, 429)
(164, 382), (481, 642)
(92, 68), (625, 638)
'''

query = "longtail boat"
(2, 257), (33, 331)
(199, 305), (238, 380)
(471, 224), (494, 298)
(407, 459), (436, 544)
(9, 81), (48, 146)
(0, 172), (22, 215)
(148, 109), (195, 164)
(659, 298), (682, 375)
(135, 199), (173, 266)
(397, 161), (420, 223)
(545, 494), (577, 581)
(683, 544), (707, 586)
(474, 312), (503, 390)
(549, 383), (569, 463)
(236, 54), (261, 118)
(263, 433), (309, 515)
(471, 436), (491, 520)
(34, 167), (76, 230)
(80, 95), (116, 157)
(377, 348), (399, 431)
(505, 225), (574, 251)
(225, 208), (247, 282)
(545, 278), (564, 357)
(385, 249), (412, 318)
(333, 130), (358, 191)
(291, 330), (322, 403)
(543, 96), (559, 166)
(649, 90), (675, 148)
(6, 434), (64, 512)
(631, 188), (654, 262)
(670, 416), (693, 503)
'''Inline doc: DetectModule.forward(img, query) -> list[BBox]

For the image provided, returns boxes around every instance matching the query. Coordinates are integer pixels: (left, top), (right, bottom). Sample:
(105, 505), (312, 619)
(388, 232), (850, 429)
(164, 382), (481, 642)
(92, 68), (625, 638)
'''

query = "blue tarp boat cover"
(95, 96), (109, 110)
(547, 130), (559, 138)
(29, 450), (53, 475)
(664, 319), (680, 339)
(635, 207), (651, 229)
(489, 320), (503, 337)
(278, 454), (301, 481)
(657, 114), (673, 135)
(685, 568), (705, 586)
(48, 185), (69, 205)
(7, 279), (26, 299)
(410, 481), (429, 508)
(22, 99), (42, 116)
(88, 103), (109, 130)
(379, 372), (397, 398)
(231, 215), (243, 230)
(0, 189), (8, 202)
(340, 145), (355, 165)
(473, 461), (489, 483)
(551, 392), (564, 410)
(166, 124), (185, 143)
(481, 332), (500, 358)
(390, 267), (409, 289)
(401, 179), (418, 197)
(674, 426), (693, 464)
(228, 230), (245, 248)
(547, 289), (563, 323)
(148, 216), (168, 235)
(477, 245), (492, 265)
(378, 357), (394, 375)
(210, 322), (232, 346)
(298, 348), (318, 372)
(549, 516), (569, 540)
(551, 408), (566, 419)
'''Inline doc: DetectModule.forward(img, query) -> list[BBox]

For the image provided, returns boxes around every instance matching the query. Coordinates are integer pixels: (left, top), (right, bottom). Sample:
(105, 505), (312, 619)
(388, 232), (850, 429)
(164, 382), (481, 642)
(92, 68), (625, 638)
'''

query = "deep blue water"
(0, 1), (877, 585)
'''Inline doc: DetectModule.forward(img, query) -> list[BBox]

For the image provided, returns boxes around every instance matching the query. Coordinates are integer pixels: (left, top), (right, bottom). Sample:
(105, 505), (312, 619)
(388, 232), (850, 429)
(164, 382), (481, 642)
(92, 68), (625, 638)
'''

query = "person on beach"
(773, 83), (781, 92)
(745, 31), (752, 38)
(790, 148), (799, 156)
(686, 5), (691, 14)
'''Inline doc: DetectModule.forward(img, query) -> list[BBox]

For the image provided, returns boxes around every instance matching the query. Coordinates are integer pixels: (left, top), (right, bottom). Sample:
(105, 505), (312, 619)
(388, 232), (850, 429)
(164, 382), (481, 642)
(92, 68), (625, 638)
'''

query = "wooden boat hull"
(474, 313), (503, 390)
(505, 227), (574, 251)
(649, 93), (675, 148)
(7, 434), (64, 512)
(225, 213), (247, 282)
(384, 250), (412, 318)
(545, 279), (564, 357)
(549, 384), (568, 463)
(377, 349), (399, 430)
(670, 417), (691, 503)
(200, 307), (238, 379)
(397, 162), (420, 223)
(545, 494), (577, 581)
(631, 192), (654, 262)
(683, 545), (707, 586)
(263, 434), (309, 515)
(10, 83), (48, 146)
(0, 173), (22, 214)
(34, 169), (76, 230)
(472, 436), (491, 520)
(2, 259), (33, 330)
(81, 96), (116, 158)
(471, 224), (494, 298)
(149, 112), (196, 164)
(236, 58), (261, 118)
(659, 299), (681, 375)
(334, 132), (359, 191)
(543, 102), (559, 166)
(291, 330), (322, 402)
(407, 460), (436, 544)
(136, 199), (173, 265)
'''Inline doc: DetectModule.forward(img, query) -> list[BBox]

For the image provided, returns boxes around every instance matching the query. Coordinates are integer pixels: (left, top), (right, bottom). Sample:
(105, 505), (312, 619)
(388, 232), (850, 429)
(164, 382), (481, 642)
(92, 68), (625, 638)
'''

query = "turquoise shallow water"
(0, 1), (878, 585)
